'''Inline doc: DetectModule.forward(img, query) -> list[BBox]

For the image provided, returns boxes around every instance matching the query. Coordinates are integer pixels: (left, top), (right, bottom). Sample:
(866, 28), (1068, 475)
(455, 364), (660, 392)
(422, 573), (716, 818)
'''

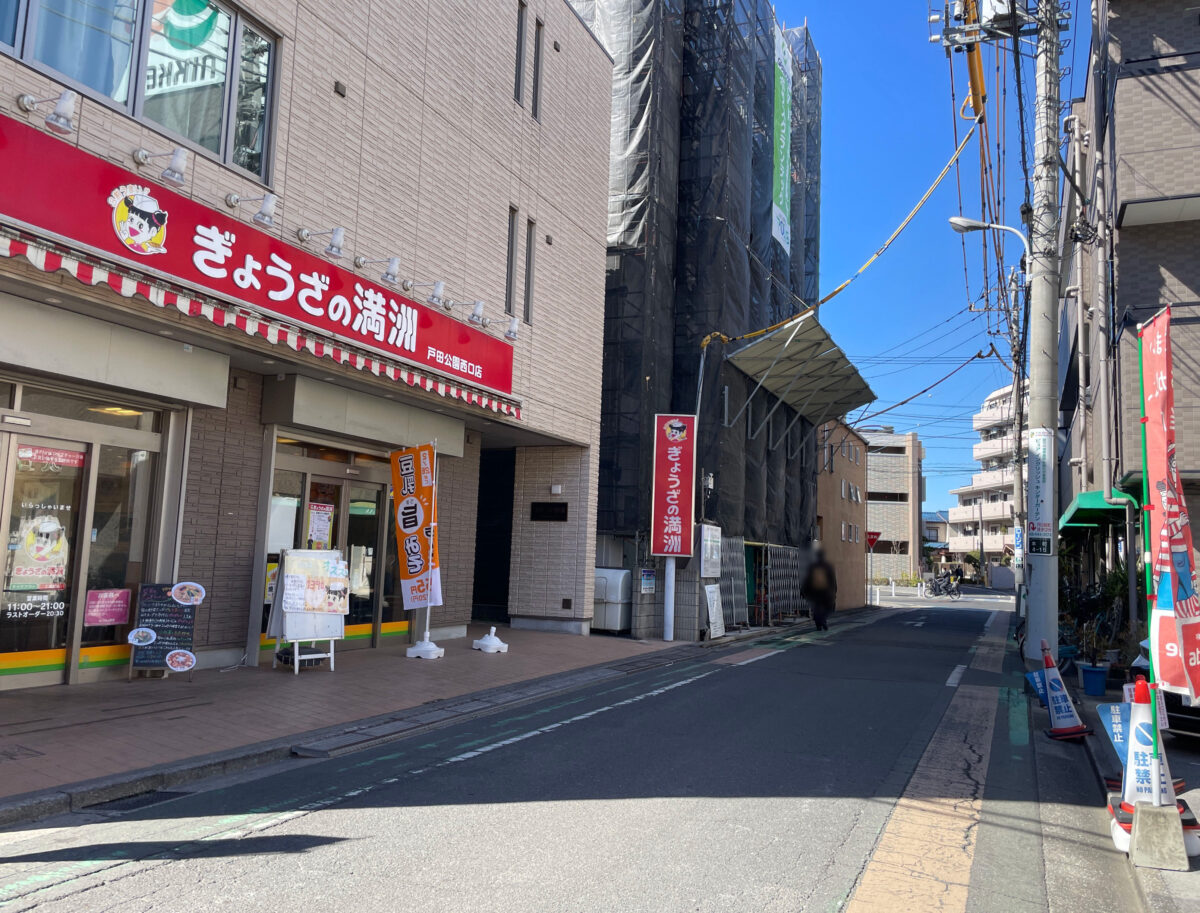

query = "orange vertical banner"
(389, 442), (442, 611)
(1141, 310), (1200, 698)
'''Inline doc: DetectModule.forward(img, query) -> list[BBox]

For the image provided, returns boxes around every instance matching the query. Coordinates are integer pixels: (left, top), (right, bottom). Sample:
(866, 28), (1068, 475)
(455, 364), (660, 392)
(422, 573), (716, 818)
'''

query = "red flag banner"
(1141, 310), (1200, 698)
(650, 414), (697, 557)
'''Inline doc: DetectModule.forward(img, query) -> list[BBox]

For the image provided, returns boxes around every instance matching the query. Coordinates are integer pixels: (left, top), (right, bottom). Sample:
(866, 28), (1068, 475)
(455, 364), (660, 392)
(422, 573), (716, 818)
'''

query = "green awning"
(1058, 489), (1137, 530)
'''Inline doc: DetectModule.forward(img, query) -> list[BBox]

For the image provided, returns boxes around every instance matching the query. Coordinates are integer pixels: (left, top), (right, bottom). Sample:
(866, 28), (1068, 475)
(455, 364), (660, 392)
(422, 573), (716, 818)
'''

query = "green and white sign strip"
(772, 24), (793, 250)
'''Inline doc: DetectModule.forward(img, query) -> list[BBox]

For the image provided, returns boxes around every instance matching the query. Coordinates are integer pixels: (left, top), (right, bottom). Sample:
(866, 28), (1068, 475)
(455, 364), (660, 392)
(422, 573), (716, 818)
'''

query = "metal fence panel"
(720, 534), (749, 628)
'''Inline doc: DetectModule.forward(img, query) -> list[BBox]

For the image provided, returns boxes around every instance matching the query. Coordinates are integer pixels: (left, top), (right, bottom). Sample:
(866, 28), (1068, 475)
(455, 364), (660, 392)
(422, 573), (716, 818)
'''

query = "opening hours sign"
(650, 414), (697, 558)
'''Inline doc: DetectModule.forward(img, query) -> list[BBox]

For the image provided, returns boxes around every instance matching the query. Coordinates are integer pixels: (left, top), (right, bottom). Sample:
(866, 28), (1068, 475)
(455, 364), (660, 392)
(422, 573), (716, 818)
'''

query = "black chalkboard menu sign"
(130, 583), (198, 670)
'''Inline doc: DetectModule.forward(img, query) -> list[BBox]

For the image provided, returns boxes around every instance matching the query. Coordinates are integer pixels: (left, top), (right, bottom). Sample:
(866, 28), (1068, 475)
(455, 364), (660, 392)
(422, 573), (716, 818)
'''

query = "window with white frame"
(841, 521), (846, 541)
(3, 1), (275, 180)
(841, 479), (846, 499)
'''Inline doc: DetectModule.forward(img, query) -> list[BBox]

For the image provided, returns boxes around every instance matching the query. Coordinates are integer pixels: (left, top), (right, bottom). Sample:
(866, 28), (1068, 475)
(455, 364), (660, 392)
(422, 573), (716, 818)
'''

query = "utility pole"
(1009, 268), (1026, 617)
(1024, 0), (1063, 660)
(978, 497), (985, 585)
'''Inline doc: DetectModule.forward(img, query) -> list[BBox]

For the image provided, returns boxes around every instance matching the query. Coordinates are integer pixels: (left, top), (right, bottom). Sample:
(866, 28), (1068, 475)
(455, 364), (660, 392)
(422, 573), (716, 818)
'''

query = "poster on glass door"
(389, 443), (442, 611)
(306, 502), (334, 549)
(6, 446), (82, 594)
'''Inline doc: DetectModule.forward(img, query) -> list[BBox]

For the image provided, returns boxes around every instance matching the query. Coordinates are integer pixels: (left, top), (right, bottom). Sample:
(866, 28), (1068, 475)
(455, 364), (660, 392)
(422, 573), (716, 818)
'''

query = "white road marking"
(735, 651), (778, 666)
(945, 664), (968, 687)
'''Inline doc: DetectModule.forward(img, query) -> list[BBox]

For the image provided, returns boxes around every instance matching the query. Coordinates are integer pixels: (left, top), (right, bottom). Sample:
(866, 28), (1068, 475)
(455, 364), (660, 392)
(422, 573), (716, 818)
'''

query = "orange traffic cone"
(1106, 677), (1200, 855)
(1040, 640), (1092, 740)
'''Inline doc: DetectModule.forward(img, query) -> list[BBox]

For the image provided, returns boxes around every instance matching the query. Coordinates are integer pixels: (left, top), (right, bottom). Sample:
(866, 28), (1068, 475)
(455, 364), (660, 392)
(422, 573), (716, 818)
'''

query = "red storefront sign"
(650, 414), (696, 558)
(0, 115), (513, 395)
(1141, 310), (1200, 699)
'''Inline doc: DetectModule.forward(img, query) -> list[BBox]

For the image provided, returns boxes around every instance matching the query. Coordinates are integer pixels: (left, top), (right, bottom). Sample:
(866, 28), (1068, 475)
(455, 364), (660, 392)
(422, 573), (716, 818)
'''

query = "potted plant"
(1076, 618), (1112, 696)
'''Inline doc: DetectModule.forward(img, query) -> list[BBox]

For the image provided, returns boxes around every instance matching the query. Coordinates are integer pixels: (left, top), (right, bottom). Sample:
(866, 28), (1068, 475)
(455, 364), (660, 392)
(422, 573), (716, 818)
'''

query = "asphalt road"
(0, 603), (1146, 913)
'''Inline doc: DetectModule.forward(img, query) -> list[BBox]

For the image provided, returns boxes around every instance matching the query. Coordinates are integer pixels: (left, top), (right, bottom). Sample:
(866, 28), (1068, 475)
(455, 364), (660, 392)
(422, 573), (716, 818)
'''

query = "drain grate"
(84, 790), (191, 813)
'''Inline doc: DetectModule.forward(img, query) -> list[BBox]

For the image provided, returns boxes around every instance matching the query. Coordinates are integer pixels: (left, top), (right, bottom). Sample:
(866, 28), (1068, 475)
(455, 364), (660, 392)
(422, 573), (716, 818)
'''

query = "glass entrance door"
(0, 437), (87, 667)
(0, 383), (168, 687)
(347, 484), (384, 630)
(262, 454), (388, 646)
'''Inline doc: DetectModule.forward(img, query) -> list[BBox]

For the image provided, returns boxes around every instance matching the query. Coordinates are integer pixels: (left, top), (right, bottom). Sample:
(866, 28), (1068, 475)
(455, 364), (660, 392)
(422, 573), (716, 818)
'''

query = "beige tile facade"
(862, 429), (924, 581)
(0, 1), (613, 683)
(815, 421), (867, 610)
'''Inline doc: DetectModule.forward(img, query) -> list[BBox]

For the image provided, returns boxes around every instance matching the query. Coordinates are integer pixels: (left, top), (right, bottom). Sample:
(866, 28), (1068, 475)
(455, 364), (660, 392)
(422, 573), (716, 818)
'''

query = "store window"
(82, 446), (157, 647)
(20, 385), (161, 431)
(4, 1), (275, 180)
(2, 443), (84, 653)
(0, 379), (173, 684)
(30, 0), (138, 104)
(0, 0), (16, 48)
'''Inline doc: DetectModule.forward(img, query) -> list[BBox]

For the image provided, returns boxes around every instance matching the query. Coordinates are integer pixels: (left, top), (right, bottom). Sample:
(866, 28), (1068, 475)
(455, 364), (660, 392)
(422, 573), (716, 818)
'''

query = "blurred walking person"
(802, 545), (837, 632)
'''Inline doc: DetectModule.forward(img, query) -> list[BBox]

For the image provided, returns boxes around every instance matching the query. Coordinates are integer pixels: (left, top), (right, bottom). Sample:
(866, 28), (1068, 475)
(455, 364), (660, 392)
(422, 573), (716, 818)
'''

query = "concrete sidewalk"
(1067, 672), (1200, 911)
(0, 619), (809, 828)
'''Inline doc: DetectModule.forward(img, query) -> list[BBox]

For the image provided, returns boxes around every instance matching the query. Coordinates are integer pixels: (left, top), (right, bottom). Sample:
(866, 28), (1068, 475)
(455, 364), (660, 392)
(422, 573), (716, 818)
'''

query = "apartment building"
(1056, 0), (1197, 592)
(815, 421), (867, 610)
(862, 428), (924, 581)
(948, 382), (1026, 573)
(0, 1), (612, 687)
(573, 1), (872, 637)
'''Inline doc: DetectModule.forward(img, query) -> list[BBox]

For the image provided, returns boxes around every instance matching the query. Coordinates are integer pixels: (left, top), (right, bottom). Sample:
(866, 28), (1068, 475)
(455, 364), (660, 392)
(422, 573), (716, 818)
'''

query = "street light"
(948, 216), (1030, 268)
(948, 216), (1032, 629)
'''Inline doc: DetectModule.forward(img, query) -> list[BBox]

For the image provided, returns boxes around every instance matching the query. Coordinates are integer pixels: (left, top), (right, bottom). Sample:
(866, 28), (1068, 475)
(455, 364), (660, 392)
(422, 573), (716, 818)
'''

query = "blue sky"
(775, 2), (1087, 509)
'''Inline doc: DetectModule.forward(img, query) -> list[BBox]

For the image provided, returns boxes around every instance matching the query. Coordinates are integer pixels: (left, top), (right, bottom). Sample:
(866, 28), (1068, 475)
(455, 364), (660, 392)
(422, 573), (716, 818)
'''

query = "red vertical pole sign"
(651, 415), (697, 641)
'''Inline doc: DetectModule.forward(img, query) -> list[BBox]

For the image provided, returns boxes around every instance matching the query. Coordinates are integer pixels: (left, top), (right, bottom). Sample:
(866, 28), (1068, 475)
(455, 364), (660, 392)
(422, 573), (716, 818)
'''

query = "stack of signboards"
(266, 549), (350, 675)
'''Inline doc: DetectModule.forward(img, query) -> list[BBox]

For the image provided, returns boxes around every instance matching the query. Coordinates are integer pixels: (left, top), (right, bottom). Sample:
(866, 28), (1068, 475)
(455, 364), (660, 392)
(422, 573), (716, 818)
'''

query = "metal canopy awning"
(1059, 489), (1137, 530)
(724, 311), (874, 423)
(1117, 194), (1200, 228)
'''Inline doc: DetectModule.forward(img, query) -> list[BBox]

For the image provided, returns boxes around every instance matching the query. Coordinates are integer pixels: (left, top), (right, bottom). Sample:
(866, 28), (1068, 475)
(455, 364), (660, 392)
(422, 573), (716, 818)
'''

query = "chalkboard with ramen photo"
(129, 582), (202, 678)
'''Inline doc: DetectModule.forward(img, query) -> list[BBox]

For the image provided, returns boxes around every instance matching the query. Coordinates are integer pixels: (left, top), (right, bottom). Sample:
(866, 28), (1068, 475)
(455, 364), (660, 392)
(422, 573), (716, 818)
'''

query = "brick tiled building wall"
(509, 443), (598, 631)
(1058, 0), (1200, 590)
(433, 434), (482, 630)
(178, 370), (266, 649)
(0, 1), (613, 683)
